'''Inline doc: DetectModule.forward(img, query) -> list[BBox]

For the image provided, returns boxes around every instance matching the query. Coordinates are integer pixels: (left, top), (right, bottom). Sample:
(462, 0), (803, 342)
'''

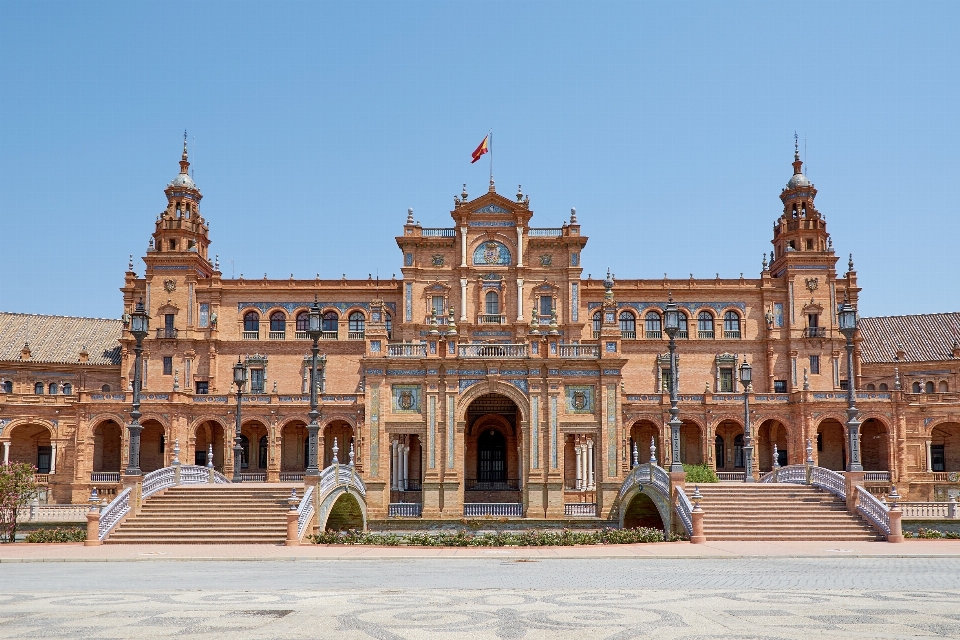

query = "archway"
(92, 420), (123, 473)
(139, 420), (165, 472)
(323, 420), (353, 467)
(464, 393), (521, 501)
(194, 420), (225, 469)
(281, 421), (308, 471)
(629, 420), (662, 465)
(622, 492), (665, 531)
(861, 418), (889, 471)
(757, 419), (788, 471)
(679, 420), (703, 465)
(931, 422), (960, 472)
(324, 493), (365, 531)
(714, 420), (743, 470)
(241, 421), (268, 472)
(816, 419), (846, 471)
(8, 423), (52, 473)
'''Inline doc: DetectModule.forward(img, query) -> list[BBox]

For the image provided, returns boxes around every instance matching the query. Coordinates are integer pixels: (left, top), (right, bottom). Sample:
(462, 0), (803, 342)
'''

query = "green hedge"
(310, 527), (678, 546)
(683, 463), (719, 483)
(907, 527), (960, 539)
(23, 527), (87, 543)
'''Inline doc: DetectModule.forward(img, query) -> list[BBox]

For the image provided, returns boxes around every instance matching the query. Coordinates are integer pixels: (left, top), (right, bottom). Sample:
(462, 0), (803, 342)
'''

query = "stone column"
(460, 279), (468, 321)
(517, 279), (524, 321)
(517, 226), (524, 266)
(3, 441), (9, 464)
(587, 438), (595, 489)
(460, 226), (468, 266)
(390, 440), (398, 490)
(926, 440), (933, 472)
(575, 440), (582, 490)
(50, 442), (57, 474)
(402, 443), (409, 491)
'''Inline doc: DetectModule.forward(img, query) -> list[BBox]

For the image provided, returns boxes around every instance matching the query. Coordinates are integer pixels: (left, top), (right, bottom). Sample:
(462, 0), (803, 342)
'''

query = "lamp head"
(130, 297), (150, 338)
(233, 358), (247, 387)
(838, 299), (858, 337)
(663, 296), (680, 338)
(739, 357), (752, 385)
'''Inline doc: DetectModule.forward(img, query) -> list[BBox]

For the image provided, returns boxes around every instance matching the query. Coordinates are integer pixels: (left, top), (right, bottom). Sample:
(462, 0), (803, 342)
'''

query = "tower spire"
(179, 130), (190, 176)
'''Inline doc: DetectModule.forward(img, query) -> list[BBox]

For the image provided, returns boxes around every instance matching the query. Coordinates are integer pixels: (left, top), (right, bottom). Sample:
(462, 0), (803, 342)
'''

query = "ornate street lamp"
(838, 299), (863, 472)
(305, 298), (323, 476)
(662, 297), (684, 472)
(739, 357), (755, 482)
(232, 357), (248, 482)
(125, 298), (149, 475)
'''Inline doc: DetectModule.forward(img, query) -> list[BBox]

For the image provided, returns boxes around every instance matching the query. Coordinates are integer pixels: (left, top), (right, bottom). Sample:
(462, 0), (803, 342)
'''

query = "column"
(50, 442), (57, 474)
(460, 227), (468, 266)
(517, 279), (524, 321)
(574, 439), (582, 489)
(402, 443), (409, 491)
(517, 226), (524, 267)
(587, 438), (595, 489)
(460, 279), (468, 321)
(185, 358), (192, 389)
(581, 442), (588, 489)
(3, 441), (9, 464)
(927, 440), (933, 472)
(391, 440), (398, 490)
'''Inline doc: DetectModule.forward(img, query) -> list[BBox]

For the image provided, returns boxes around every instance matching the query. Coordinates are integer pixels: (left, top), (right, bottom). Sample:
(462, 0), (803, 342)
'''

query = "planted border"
(311, 527), (679, 546)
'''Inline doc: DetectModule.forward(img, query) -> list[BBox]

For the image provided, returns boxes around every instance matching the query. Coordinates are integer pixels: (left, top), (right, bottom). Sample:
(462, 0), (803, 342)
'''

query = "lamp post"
(838, 299), (863, 472)
(232, 357), (248, 482)
(663, 297), (684, 472)
(306, 299), (323, 476)
(739, 357), (755, 482)
(125, 298), (149, 475)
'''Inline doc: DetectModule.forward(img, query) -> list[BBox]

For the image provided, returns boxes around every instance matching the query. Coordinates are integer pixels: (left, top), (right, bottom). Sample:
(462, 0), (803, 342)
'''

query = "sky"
(0, 0), (958, 320)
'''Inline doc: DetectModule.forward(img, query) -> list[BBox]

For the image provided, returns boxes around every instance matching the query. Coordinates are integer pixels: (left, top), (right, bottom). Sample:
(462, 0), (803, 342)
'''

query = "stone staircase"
(105, 485), (296, 544)
(696, 484), (882, 541)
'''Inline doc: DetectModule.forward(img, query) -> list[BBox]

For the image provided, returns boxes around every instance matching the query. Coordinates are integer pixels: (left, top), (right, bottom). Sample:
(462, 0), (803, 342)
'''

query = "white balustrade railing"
(90, 472), (121, 483)
(296, 486), (315, 539)
(900, 502), (959, 519)
(389, 503), (423, 517)
(98, 487), (131, 541)
(319, 463), (366, 497)
(239, 472), (266, 482)
(142, 467), (176, 498)
(716, 472), (745, 482)
(463, 503), (523, 517)
(280, 472), (305, 482)
(650, 464), (671, 499)
(179, 465), (209, 484)
(759, 464), (807, 484)
(421, 228), (456, 237)
(17, 504), (90, 523)
(810, 466), (847, 499)
(674, 487), (694, 536)
(558, 344), (600, 358)
(458, 343), (527, 358)
(855, 485), (890, 535)
(563, 503), (597, 517)
(864, 471), (892, 482)
(387, 343), (427, 357)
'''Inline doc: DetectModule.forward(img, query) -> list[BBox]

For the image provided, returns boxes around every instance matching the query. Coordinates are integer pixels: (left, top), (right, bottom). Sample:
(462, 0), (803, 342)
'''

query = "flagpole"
(489, 129), (494, 189)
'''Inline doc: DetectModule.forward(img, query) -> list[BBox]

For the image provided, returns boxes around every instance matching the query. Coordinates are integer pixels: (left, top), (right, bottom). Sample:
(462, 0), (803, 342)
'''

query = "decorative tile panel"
(447, 394), (455, 469)
(607, 385), (617, 477)
(550, 396), (558, 469)
(531, 395), (540, 470)
(571, 283), (579, 322)
(370, 385), (380, 475)
(459, 379), (482, 392)
(507, 379), (529, 393)
(405, 283), (413, 321)
(473, 204), (510, 214)
(392, 384), (421, 413)
(387, 369), (426, 376)
(472, 241), (512, 265)
(428, 395), (436, 469)
(566, 385), (595, 413)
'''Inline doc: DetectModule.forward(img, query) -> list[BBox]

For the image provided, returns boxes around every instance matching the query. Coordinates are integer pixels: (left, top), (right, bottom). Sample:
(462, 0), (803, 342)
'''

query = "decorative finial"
(803, 368), (809, 391)
(517, 185), (523, 201)
(772, 444), (780, 469)
(770, 250), (774, 264)
(214, 254), (219, 270)
(806, 438), (814, 464)
(827, 237), (833, 250)
(183, 129), (189, 160)
(206, 443), (214, 468)
(548, 307), (560, 335)
(603, 268), (614, 294)
(489, 175), (495, 191)
(272, 380), (277, 393)
(632, 441), (639, 467)
(128, 254), (133, 271)
(894, 367), (901, 390)
(173, 369), (179, 391)
(461, 183), (468, 200)
(848, 253), (854, 271)
(406, 208), (414, 224)
(570, 207), (577, 223)
(332, 437), (339, 465)
(649, 437), (657, 467)
(794, 131), (799, 159)
(447, 307), (458, 337)
(692, 485), (703, 510)
(349, 441), (355, 466)
(172, 438), (180, 465)
(888, 484), (901, 509)
(762, 253), (768, 271)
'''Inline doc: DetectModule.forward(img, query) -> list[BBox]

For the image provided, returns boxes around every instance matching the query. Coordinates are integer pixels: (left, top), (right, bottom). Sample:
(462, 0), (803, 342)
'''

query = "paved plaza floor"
(2, 544), (960, 638)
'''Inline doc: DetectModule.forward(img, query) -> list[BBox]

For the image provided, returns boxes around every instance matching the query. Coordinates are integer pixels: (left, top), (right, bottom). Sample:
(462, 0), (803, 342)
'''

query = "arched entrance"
(861, 418), (889, 471)
(323, 420), (353, 467)
(92, 420), (122, 473)
(757, 419), (788, 471)
(464, 393), (521, 500)
(931, 422), (960, 472)
(194, 420), (225, 469)
(281, 421), (308, 471)
(139, 420), (165, 472)
(714, 420), (743, 470)
(629, 420), (662, 465)
(8, 423), (52, 472)
(817, 419), (846, 471)
(679, 420), (703, 464)
(622, 492), (665, 531)
(241, 421), (268, 473)
(323, 492), (365, 531)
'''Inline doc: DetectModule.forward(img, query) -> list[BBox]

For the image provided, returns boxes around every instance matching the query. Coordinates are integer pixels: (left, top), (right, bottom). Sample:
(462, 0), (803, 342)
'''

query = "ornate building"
(1, 140), (959, 525)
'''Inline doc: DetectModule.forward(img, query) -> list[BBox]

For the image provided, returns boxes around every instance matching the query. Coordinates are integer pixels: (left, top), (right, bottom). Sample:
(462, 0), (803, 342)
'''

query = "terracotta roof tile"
(859, 312), (960, 364)
(0, 312), (122, 366)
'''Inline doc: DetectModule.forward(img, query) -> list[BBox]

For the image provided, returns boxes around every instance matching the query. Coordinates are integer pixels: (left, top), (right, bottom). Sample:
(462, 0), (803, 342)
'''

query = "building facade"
(1, 141), (959, 522)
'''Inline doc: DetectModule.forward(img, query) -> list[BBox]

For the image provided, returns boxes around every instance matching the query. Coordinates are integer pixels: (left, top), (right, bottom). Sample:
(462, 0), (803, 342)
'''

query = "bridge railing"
(855, 485), (890, 536)
(98, 487), (131, 541)
(296, 486), (315, 540)
(674, 487), (694, 536)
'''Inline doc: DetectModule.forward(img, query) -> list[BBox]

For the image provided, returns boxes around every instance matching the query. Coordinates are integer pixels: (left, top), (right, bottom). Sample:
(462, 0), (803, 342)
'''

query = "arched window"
(678, 312), (689, 338)
(940, 381), (950, 393)
(865, 384), (876, 391)
(35, 382), (44, 395)
(322, 311), (338, 333)
(243, 311), (260, 332)
(925, 381), (935, 394)
(2, 381), (11, 394)
(348, 311), (365, 337)
(62, 383), (72, 395)
(295, 311), (309, 332)
(698, 312), (715, 338)
(912, 382), (922, 393)
(723, 311), (741, 338)
(878, 383), (888, 391)
(269, 311), (286, 332)
(644, 311), (662, 338)
(385, 314), (393, 339)
(101, 384), (111, 393)
(715, 436), (725, 469)
(592, 312), (602, 337)
(485, 291), (500, 317)
(619, 312), (636, 338)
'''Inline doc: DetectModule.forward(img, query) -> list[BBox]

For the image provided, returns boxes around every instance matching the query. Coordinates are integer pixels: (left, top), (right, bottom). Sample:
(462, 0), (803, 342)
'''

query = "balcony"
(564, 503), (597, 517)
(621, 330), (636, 340)
(269, 331), (286, 340)
(528, 228), (563, 237)
(294, 331), (309, 340)
(645, 330), (662, 339)
(477, 314), (506, 325)
(466, 478), (520, 491)
(388, 343), (427, 357)
(558, 344), (599, 358)
(464, 503), (523, 517)
(723, 330), (741, 339)
(459, 344), (527, 358)
(320, 331), (338, 340)
(348, 331), (365, 340)
(242, 331), (259, 340)
(388, 503), (423, 517)
(863, 471), (891, 483)
(90, 472), (121, 483)
(156, 328), (178, 339)
(677, 330), (688, 339)
(279, 472), (304, 482)
(421, 228), (456, 237)
(803, 327), (826, 338)
(698, 330), (715, 339)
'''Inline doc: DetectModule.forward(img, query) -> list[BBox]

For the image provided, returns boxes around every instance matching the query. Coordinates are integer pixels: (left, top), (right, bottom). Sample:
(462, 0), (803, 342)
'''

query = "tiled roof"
(0, 312), (122, 366)
(859, 312), (960, 364)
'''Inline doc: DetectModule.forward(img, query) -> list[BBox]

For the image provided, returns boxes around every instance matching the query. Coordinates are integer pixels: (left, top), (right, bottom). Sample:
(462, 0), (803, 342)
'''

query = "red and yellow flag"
(471, 135), (489, 163)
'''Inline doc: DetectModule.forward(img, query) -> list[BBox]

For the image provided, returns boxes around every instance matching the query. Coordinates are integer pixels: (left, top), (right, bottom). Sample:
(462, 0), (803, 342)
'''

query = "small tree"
(0, 463), (39, 543)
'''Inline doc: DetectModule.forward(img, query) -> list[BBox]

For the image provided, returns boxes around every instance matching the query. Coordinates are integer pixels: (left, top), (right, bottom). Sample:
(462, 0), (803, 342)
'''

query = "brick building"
(1, 139), (959, 524)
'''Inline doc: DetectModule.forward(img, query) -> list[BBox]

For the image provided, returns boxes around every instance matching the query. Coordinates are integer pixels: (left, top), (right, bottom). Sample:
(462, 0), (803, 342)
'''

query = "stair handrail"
(810, 466), (847, 499)
(855, 485), (890, 536)
(142, 467), (176, 498)
(319, 462), (366, 498)
(98, 487), (131, 541)
(296, 486), (315, 540)
(674, 487), (694, 536)
(759, 464), (806, 484)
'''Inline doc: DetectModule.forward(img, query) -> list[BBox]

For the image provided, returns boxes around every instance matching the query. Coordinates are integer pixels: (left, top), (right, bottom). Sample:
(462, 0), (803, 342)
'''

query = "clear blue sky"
(1, 1), (957, 319)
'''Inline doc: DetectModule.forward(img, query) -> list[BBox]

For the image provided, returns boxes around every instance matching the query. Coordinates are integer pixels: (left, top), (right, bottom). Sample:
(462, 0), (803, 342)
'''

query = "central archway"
(464, 393), (522, 497)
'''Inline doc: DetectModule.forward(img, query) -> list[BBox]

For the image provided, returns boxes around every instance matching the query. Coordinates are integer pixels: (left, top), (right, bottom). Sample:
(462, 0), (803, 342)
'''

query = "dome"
(169, 172), (198, 190)
(786, 172), (810, 189)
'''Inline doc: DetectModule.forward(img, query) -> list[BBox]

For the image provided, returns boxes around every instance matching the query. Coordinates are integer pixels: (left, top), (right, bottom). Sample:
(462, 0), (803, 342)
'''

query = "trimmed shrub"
(907, 528), (960, 539)
(23, 527), (87, 543)
(310, 527), (672, 546)
(683, 463), (719, 483)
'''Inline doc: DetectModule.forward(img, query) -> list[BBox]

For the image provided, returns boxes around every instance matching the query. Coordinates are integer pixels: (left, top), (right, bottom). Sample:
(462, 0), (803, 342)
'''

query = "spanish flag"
(471, 135), (490, 163)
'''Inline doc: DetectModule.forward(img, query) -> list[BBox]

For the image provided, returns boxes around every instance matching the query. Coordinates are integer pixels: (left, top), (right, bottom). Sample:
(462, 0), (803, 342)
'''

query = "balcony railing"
(724, 330), (742, 339)
(294, 331), (309, 340)
(677, 330), (689, 339)
(645, 330), (662, 339)
(466, 478), (520, 491)
(477, 314), (506, 324)
(558, 344), (599, 358)
(156, 328), (178, 339)
(459, 344), (527, 358)
(269, 331), (285, 340)
(389, 503), (423, 517)
(279, 472), (305, 482)
(421, 228), (456, 237)
(698, 330), (715, 339)
(320, 331), (338, 340)
(593, 331), (601, 339)
(91, 472), (121, 483)
(564, 503), (597, 517)
(388, 343), (427, 357)
(863, 471), (892, 483)
(803, 327), (826, 338)
(33, 474), (50, 484)
(242, 331), (259, 340)
(621, 330), (636, 340)
(528, 228), (563, 237)
(348, 331), (365, 340)
(464, 503), (523, 517)
(239, 472), (266, 482)
(717, 471), (745, 481)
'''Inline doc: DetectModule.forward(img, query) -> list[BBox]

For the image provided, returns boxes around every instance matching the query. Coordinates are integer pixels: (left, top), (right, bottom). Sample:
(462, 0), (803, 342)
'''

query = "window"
(35, 382), (44, 394)
(678, 313), (689, 338)
(774, 380), (787, 393)
(48, 383), (58, 395)
(809, 355), (820, 375)
(539, 296), (553, 318)
(932, 445), (946, 472)
(645, 312), (662, 338)
(940, 381), (950, 392)
(385, 314), (393, 339)
(2, 381), (11, 393)
(431, 296), (445, 318)
(321, 311), (338, 332)
(101, 384), (111, 393)
(619, 312), (635, 338)
(258, 436), (268, 469)
(250, 368), (265, 393)
(243, 311), (260, 332)
(912, 381), (921, 393)
(269, 311), (286, 332)
(808, 313), (819, 328)
(349, 311), (365, 336)
(195, 381), (208, 394)
(485, 291), (499, 316)
(62, 383), (72, 395)
(734, 434), (745, 468)
(199, 303), (209, 328)
(840, 380), (849, 390)
(865, 384), (876, 391)
(169, 239), (177, 250)
(723, 311), (741, 338)
(715, 436), (725, 469)
(661, 368), (672, 393)
(239, 435), (249, 468)
(817, 433), (823, 451)
(805, 239), (814, 250)
(592, 312), (602, 337)
(698, 312), (714, 338)
(163, 357), (173, 375)
(36, 446), (51, 474)
(925, 381), (935, 394)
(296, 312), (309, 332)
(720, 368), (734, 393)
(878, 383), (889, 391)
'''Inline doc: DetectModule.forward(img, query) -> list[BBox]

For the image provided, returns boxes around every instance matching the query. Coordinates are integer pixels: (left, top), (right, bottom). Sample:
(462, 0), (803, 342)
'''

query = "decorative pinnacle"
(794, 131), (799, 160)
(183, 130), (189, 160)
(570, 207), (577, 223)
(406, 208), (414, 224)
(848, 253), (855, 271)
(461, 183), (468, 200)
(517, 185), (523, 201)
(128, 254), (133, 271)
